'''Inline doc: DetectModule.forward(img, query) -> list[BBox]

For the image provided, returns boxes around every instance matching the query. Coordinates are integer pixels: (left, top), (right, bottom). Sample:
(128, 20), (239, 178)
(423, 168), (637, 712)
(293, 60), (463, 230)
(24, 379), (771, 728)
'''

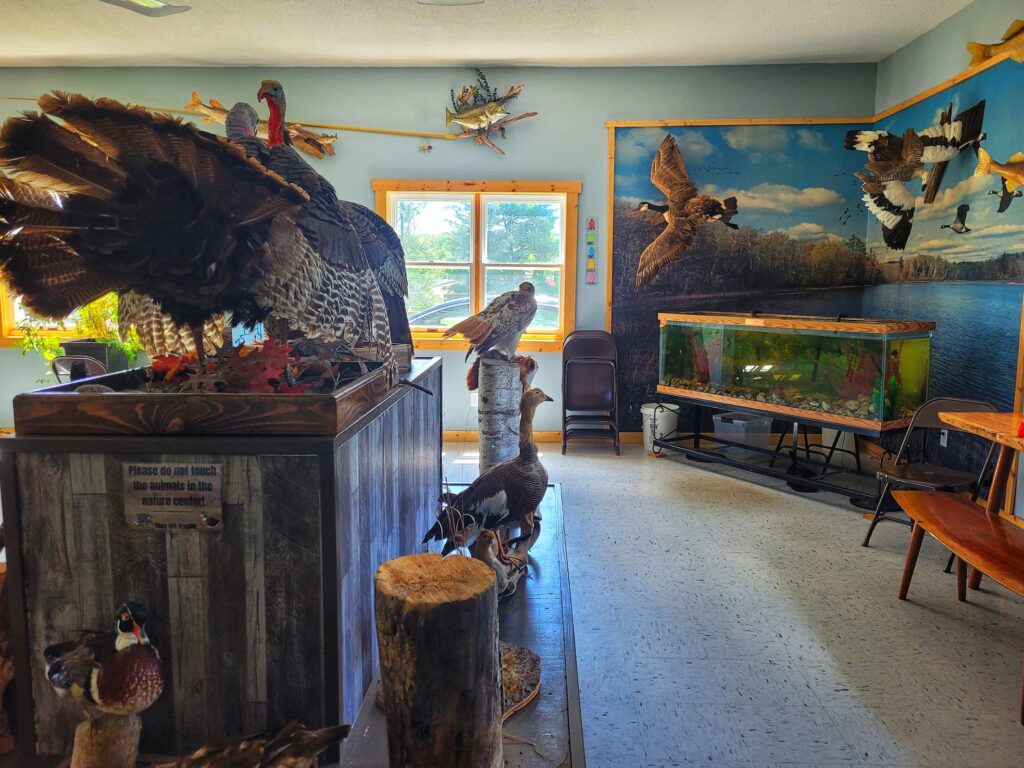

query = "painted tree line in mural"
(615, 202), (1024, 301)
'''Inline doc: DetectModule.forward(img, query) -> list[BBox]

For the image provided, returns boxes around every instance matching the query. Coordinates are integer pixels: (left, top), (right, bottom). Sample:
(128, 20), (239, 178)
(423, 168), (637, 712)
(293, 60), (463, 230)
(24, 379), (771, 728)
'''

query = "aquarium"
(658, 312), (934, 429)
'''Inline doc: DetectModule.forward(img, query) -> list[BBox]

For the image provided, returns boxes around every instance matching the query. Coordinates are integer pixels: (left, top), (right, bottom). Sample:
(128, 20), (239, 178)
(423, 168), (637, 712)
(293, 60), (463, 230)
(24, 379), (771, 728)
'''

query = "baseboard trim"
(443, 430), (643, 444)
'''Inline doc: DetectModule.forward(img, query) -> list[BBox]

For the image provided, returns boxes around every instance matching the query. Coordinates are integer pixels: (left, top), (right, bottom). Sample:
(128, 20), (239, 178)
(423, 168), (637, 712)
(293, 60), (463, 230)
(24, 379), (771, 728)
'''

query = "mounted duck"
(44, 602), (164, 717)
(424, 387), (553, 557)
(635, 134), (738, 287)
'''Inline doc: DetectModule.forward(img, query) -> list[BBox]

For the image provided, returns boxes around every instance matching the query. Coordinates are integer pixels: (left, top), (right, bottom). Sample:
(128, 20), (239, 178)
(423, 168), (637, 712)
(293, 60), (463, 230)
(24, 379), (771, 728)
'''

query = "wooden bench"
(893, 489), (1024, 723)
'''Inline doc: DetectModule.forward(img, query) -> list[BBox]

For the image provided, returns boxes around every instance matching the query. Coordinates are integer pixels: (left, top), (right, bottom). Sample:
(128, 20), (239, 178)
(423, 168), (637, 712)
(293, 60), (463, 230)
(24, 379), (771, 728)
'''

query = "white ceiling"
(1, 0), (974, 68)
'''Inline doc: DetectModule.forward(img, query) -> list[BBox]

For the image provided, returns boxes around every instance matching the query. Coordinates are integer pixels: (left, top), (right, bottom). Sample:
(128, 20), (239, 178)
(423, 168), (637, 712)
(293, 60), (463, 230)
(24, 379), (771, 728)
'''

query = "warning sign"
(123, 462), (223, 531)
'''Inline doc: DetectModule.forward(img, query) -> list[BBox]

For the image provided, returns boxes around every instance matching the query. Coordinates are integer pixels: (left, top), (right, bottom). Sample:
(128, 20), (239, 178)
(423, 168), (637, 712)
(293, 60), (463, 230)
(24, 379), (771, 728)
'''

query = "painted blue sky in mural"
(871, 60), (1024, 263)
(614, 122), (868, 245)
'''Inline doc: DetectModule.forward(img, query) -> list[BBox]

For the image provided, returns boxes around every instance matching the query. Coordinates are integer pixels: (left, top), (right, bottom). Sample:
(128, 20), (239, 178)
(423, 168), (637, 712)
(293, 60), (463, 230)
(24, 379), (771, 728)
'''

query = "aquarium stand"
(651, 396), (898, 505)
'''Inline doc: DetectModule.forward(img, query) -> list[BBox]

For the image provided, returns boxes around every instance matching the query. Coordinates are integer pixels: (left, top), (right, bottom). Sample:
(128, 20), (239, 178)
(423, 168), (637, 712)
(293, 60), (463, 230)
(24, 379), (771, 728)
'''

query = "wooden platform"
(338, 485), (585, 767)
(0, 358), (443, 760)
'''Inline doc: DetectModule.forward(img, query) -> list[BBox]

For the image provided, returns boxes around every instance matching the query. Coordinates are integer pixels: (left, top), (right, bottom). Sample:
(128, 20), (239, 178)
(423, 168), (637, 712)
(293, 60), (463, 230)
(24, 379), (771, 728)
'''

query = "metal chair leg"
(944, 551), (955, 574)
(862, 480), (893, 547)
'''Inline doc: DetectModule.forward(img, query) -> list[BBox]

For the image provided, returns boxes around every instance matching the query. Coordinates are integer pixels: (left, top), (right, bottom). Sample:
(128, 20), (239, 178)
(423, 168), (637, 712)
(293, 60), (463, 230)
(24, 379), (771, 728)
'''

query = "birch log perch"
(375, 554), (502, 768)
(70, 713), (141, 768)
(477, 357), (521, 473)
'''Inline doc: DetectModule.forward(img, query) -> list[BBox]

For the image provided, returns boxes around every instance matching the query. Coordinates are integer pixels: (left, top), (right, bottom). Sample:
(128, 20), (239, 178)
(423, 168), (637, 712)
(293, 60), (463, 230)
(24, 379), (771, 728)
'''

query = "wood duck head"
(115, 602), (150, 651)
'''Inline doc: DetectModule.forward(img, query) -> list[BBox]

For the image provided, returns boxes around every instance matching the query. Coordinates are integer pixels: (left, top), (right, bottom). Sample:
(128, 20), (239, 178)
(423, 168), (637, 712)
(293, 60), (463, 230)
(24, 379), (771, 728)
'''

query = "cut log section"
(477, 357), (522, 474)
(70, 713), (141, 768)
(374, 553), (502, 768)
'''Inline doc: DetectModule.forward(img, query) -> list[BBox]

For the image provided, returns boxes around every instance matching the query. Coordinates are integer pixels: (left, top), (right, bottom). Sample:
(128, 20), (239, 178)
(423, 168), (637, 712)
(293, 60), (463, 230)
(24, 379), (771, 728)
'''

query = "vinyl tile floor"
(443, 442), (1024, 768)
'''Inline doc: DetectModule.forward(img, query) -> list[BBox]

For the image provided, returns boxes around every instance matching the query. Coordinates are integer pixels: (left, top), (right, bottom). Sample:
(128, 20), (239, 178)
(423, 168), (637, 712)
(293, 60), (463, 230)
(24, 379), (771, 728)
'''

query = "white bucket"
(640, 402), (680, 453)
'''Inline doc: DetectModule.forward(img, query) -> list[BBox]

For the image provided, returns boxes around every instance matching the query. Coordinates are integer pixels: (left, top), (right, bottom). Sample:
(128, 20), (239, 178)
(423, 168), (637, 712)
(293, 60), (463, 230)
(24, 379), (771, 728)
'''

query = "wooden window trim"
(372, 179), (580, 353)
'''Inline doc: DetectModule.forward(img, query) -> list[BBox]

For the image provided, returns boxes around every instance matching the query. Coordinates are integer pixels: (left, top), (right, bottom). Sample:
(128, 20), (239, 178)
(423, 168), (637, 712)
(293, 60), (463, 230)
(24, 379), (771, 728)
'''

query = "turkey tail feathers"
(0, 111), (126, 197)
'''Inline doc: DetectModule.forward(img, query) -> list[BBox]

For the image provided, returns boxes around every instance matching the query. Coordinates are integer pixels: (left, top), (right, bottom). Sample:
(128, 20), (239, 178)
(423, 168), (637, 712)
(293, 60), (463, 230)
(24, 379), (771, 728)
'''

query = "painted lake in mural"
(706, 281), (1022, 411)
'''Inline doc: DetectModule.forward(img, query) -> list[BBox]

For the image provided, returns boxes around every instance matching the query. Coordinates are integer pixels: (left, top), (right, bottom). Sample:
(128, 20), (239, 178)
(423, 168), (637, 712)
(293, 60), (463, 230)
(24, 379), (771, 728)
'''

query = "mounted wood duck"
(424, 387), (552, 557)
(154, 721), (351, 768)
(43, 602), (164, 717)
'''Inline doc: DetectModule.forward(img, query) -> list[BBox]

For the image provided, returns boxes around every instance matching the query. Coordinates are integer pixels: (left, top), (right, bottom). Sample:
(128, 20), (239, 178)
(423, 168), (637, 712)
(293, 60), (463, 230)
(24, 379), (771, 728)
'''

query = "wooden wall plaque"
(122, 462), (223, 530)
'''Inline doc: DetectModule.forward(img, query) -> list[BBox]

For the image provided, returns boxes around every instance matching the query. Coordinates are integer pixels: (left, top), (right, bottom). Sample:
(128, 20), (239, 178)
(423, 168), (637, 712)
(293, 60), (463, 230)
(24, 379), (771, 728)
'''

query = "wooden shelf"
(656, 384), (910, 435)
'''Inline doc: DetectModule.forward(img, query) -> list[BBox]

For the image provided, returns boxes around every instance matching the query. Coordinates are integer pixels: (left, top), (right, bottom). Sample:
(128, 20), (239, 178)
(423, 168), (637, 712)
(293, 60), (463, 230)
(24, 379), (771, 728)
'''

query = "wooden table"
(939, 411), (1024, 517)
(895, 411), (1024, 724)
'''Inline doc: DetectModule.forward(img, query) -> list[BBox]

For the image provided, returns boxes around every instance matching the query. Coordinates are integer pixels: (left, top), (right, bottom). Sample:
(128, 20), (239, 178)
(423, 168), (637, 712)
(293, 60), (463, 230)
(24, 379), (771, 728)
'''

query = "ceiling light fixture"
(417, 0), (484, 6)
(97, 0), (192, 17)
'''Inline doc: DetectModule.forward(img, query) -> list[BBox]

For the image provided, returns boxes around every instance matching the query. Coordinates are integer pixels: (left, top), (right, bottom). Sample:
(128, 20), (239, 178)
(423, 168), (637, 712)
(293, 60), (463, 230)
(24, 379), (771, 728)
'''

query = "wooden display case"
(0, 357), (443, 760)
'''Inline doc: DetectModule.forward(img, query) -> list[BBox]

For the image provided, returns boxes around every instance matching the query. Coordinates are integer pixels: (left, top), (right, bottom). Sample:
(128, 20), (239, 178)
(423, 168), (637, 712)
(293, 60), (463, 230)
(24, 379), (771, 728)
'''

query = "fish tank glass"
(658, 312), (933, 429)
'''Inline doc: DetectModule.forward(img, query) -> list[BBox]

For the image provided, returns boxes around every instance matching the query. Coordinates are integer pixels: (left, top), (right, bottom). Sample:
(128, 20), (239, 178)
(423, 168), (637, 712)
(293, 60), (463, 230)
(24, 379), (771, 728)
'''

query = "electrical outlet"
(469, 392), (479, 408)
(940, 429), (948, 447)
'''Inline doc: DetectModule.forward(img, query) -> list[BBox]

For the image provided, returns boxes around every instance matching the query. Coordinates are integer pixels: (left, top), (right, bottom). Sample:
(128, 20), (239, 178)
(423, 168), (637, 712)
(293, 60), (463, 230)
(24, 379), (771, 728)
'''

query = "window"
(0, 283), (66, 347)
(373, 180), (580, 352)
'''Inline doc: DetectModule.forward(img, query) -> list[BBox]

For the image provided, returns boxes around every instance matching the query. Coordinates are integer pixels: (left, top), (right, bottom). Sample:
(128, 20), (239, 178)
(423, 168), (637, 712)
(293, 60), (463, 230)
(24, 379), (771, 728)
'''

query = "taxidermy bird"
(44, 602), (164, 717)
(635, 134), (738, 287)
(472, 529), (528, 598)
(444, 282), (537, 362)
(976, 147), (1024, 195)
(846, 100), (986, 249)
(424, 387), (553, 556)
(989, 179), (1023, 213)
(153, 721), (351, 768)
(0, 91), (395, 373)
(119, 291), (226, 358)
(466, 353), (537, 391)
(186, 90), (337, 160)
(967, 19), (1024, 66)
(940, 204), (971, 234)
(239, 82), (412, 347)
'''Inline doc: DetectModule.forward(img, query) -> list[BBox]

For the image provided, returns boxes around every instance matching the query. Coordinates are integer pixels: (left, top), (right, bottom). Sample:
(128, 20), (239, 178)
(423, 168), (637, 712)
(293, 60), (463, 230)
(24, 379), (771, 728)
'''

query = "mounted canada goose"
(635, 135), (738, 287)
(940, 204), (971, 234)
(846, 100), (986, 249)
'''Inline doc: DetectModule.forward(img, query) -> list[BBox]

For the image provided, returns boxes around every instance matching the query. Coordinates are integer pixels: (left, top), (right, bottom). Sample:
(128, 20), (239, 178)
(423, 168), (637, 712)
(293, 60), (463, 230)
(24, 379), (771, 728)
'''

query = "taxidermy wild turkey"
(444, 281), (537, 362)
(153, 721), (351, 768)
(424, 387), (553, 556)
(233, 82), (411, 346)
(44, 602), (164, 717)
(0, 91), (395, 373)
(119, 290), (226, 357)
(845, 100), (985, 250)
(635, 134), (738, 287)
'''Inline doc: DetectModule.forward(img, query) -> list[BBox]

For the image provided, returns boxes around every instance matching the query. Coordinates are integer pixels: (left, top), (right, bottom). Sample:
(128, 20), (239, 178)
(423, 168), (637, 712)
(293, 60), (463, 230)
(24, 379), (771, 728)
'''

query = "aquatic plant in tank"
(658, 313), (932, 425)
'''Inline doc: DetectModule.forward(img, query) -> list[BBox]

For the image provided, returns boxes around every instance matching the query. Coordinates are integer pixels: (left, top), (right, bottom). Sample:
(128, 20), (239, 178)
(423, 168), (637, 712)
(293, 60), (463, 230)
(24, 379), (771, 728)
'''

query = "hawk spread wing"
(444, 285), (538, 360)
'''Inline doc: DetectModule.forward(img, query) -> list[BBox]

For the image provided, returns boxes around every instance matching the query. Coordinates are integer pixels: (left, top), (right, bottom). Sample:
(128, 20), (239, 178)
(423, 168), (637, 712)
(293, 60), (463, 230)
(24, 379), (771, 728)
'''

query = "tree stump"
(477, 357), (521, 473)
(375, 554), (502, 768)
(70, 713), (141, 768)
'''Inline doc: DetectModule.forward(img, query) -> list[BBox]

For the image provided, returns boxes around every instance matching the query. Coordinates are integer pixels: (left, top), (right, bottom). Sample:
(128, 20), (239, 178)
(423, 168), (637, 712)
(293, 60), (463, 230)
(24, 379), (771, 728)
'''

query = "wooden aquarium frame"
(655, 384), (910, 436)
(658, 312), (935, 336)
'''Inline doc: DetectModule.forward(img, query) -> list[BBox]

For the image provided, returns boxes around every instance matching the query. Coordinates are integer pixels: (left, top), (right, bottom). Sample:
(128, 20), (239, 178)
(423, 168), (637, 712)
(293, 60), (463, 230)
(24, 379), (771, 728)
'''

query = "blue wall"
(0, 64), (875, 429)
(875, 0), (1022, 111)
